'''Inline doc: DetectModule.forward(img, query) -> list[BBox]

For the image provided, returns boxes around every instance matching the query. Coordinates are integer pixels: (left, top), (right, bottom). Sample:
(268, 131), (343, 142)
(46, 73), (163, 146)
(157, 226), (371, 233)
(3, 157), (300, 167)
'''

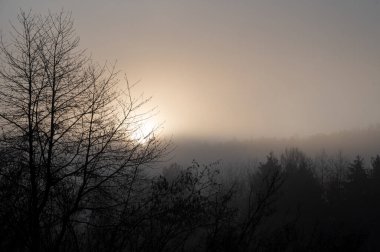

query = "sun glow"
(131, 119), (157, 144)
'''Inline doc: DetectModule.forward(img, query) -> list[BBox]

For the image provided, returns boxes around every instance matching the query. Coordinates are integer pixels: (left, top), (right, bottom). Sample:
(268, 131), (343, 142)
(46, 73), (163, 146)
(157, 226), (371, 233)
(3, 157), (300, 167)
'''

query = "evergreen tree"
(347, 156), (367, 184)
(371, 155), (380, 179)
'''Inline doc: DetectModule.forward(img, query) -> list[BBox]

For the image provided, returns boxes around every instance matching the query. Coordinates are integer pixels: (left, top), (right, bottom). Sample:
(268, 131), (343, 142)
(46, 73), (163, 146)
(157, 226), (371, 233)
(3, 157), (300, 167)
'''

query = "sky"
(1, 0), (380, 140)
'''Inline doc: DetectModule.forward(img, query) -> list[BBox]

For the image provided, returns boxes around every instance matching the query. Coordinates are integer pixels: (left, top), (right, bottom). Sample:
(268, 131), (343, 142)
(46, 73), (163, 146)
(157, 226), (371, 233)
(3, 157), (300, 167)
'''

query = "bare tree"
(238, 153), (284, 250)
(0, 10), (167, 251)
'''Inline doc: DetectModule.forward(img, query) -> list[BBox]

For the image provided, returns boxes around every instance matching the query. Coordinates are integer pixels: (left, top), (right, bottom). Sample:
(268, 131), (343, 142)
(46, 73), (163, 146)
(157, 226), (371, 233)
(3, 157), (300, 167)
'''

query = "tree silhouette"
(0, 10), (167, 251)
(371, 155), (380, 179)
(237, 152), (284, 250)
(347, 155), (367, 184)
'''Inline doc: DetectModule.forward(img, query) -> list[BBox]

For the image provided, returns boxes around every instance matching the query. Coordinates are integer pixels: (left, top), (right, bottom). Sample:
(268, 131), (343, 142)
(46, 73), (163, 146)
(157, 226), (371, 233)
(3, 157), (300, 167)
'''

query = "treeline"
(157, 149), (380, 251)
(3, 147), (380, 251)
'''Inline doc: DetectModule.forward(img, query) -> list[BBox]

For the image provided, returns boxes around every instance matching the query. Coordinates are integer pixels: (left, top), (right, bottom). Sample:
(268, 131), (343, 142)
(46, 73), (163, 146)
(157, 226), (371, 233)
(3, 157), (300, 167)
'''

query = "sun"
(131, 119), (157, 144)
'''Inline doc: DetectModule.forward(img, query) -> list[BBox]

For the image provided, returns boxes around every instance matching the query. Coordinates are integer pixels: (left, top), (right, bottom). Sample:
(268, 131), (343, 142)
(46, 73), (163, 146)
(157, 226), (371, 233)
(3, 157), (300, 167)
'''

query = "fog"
(168, 125), (380, 166)
(2, 2), (380, 251)
(2, 0), (380, 139)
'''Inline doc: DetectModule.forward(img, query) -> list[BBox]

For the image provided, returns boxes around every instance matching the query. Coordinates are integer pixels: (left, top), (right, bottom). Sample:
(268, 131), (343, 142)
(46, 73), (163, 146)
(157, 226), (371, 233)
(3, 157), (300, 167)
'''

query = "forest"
(0, 10), (380, 252)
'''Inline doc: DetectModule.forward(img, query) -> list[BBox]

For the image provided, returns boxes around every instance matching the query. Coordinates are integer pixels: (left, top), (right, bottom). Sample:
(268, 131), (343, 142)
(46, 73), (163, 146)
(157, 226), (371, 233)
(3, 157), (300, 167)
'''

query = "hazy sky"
(1, 0), (380, 139)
